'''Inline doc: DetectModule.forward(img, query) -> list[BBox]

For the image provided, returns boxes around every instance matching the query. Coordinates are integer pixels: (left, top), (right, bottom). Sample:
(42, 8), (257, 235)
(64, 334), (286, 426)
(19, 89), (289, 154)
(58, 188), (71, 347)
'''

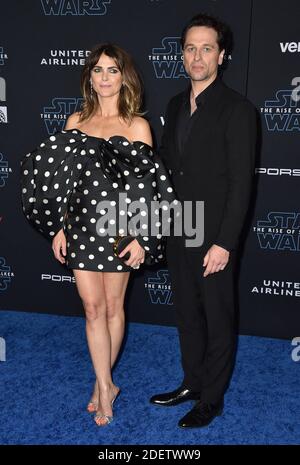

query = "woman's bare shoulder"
(131, 116), (150, 130)
(130, 117), (152, 145)
(65, 112), (82, 130)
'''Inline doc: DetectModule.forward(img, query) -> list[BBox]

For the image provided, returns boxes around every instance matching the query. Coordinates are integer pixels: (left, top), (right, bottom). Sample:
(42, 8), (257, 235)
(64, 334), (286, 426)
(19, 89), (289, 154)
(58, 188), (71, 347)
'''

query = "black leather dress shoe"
(150, 387), (201, 407)
(178, 400), (224, 428)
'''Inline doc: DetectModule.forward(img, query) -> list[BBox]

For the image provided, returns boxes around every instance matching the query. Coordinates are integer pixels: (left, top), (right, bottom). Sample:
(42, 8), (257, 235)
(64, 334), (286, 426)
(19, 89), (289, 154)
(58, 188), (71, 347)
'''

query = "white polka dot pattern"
(21, 129), (177, 271)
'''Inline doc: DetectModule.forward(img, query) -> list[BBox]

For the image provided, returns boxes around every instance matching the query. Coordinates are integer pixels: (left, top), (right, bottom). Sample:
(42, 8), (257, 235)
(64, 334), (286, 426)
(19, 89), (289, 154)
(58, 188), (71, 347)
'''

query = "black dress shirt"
(176, 77), (219, 155)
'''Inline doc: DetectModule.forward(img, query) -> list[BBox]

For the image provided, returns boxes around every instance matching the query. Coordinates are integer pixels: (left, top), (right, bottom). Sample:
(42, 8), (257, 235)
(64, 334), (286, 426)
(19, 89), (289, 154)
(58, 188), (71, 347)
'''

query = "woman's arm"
(50, 113), (80, 263)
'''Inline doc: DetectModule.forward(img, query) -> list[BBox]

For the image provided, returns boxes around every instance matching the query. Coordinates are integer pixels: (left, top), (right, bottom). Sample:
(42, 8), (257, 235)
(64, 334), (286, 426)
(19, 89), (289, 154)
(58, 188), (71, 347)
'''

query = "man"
(150, 13), (257, 428)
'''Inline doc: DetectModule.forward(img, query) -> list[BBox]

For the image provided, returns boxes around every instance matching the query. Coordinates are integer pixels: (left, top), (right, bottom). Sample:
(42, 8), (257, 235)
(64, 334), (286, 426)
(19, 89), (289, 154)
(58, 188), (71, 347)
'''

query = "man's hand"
(203, 244), (229, 277)
(52, 228), (67, 264)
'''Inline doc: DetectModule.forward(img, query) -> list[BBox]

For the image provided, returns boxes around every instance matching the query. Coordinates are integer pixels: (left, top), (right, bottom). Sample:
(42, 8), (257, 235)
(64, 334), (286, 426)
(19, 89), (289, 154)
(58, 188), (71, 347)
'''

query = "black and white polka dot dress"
(21, 129), (177, 272)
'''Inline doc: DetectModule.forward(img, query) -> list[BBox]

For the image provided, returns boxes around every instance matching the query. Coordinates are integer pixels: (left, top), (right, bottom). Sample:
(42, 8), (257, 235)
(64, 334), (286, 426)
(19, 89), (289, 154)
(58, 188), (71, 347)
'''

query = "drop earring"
(90, 80), (93, 97)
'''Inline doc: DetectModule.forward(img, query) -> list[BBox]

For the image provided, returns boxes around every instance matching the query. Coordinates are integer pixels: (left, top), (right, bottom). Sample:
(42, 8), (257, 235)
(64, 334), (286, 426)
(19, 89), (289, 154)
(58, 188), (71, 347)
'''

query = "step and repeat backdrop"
(0, 0), (299, 338)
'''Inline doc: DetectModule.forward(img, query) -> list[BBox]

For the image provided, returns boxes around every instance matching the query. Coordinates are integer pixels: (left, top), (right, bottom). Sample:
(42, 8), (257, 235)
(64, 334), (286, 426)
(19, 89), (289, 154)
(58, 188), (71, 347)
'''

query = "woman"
(21, 43), (176, 426)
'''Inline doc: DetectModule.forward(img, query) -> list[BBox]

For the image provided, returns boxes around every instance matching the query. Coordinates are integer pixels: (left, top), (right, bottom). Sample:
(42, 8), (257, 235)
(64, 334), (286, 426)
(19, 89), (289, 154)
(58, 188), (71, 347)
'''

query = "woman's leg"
(73, 270), (114, 411)
(103, 271), (130, 366)
(94, 271), (130, 423)
(73, 269), (130, 423)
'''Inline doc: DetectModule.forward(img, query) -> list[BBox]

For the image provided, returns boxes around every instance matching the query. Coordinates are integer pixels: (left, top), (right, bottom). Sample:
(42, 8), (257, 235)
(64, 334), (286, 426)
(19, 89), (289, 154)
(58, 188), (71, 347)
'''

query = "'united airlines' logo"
(253, 212), (300, 252)
(0, 258), (14, 291)
(145, 269), (173, 305)
(261, 78), (300, 132)
(41, 0), (111, 15)
(149, 37), (188, 79)
(251, 279), (300, 297)
(41, 49), (90, 66)
(41, 97), (84, 134)
(0, 153), (12, 187)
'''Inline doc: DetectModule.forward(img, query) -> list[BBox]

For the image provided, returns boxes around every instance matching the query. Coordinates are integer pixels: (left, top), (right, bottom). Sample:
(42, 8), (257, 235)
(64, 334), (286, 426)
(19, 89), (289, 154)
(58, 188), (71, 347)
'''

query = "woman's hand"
(52, 228), (67, 264)
(119, 239), (145, 269)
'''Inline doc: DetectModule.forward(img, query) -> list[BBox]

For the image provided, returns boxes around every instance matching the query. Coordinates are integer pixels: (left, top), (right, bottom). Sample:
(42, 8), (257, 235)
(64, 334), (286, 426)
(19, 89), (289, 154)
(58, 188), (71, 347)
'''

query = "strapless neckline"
(62, 128), (152, 149)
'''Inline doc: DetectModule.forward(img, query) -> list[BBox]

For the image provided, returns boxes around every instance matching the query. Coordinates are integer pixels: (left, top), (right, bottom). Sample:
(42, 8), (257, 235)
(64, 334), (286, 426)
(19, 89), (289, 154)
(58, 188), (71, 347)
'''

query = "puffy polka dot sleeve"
(21, 131), (89, 238)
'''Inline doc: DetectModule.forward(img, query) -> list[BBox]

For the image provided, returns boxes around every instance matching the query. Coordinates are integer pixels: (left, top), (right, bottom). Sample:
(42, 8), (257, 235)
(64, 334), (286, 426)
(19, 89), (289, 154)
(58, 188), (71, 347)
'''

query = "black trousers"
(166, 236), (237, 404)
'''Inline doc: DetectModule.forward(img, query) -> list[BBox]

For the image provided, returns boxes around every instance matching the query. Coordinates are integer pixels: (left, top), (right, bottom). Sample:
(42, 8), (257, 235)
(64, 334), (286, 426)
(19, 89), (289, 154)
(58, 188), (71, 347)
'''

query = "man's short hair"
(181, 13), (231, 52)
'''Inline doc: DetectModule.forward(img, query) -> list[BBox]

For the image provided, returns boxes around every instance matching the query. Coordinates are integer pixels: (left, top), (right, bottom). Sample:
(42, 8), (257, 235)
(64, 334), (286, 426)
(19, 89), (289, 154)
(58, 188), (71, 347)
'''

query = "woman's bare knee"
(105, 298), (124, 320)
(83, 300), (106, 322)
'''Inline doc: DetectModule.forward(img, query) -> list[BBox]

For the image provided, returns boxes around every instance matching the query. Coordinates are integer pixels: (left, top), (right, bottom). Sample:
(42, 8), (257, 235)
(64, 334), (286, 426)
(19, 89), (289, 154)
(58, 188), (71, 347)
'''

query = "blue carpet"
(0, 310), (299, 445)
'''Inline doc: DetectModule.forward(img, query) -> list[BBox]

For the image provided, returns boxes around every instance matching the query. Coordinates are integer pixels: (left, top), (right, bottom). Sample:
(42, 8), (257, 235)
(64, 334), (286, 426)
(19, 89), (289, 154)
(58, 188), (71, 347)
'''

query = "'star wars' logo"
(41, 0), (111, 15)
(145, 269), (173, 305)
(261, 78), (300, 131)
(41, 97), (84, 134)
(0, 257), (14, 291)
(149, 37), (188, 79)
(253, 212), (300, 252)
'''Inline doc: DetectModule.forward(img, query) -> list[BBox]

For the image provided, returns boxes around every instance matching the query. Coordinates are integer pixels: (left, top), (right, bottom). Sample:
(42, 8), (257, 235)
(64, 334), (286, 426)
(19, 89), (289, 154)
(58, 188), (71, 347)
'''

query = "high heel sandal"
(94, 388), (120, 426)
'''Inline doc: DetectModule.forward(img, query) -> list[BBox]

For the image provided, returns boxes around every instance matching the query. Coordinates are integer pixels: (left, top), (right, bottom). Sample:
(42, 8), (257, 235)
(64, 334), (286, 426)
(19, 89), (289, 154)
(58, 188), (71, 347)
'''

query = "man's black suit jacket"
(160, 77), (257, 252)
